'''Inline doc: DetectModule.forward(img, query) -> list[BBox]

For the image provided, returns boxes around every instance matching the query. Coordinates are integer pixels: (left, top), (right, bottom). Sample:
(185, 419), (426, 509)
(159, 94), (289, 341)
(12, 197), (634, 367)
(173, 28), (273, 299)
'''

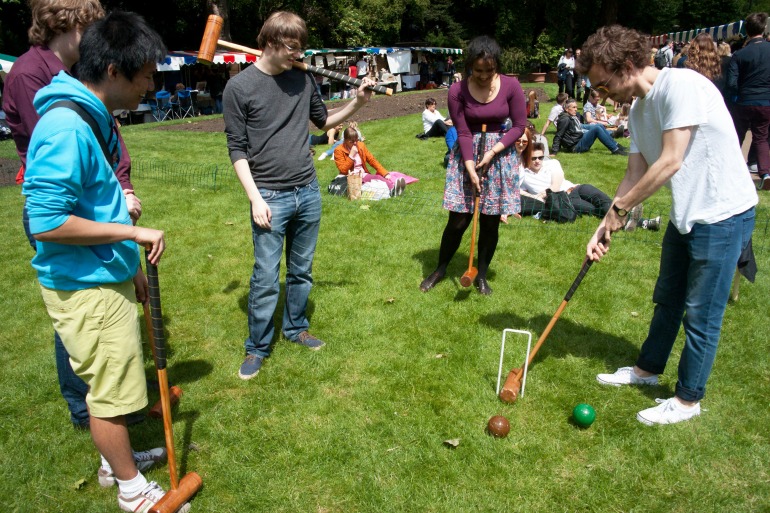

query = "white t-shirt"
(558, 56), (575, 76)
(629, 68), (758, 233)
(547, 104), (563, 124)
(520, 159), (575, 195)
(422, 108), (446, 133)
(356, 60), (368, 76)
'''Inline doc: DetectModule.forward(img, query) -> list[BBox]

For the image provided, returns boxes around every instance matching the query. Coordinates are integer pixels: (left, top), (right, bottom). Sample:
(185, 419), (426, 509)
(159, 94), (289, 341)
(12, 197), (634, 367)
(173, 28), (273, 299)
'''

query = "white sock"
(100, 453), (112, 473)
(116, 471), (148, 497)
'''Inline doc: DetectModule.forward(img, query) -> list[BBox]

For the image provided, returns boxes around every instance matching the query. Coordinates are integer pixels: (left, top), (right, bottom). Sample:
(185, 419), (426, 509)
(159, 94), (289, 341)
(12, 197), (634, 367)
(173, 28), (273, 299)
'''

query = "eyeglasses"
(595, 67), (619, 95)
(532, 156), (545, 161)
(516, 139), (529, 144)
(281, 41), (305, 54)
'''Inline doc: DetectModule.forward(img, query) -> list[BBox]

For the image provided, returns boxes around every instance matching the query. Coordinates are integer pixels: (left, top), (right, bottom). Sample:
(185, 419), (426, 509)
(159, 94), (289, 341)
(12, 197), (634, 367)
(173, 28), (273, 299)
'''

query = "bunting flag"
(650, 20), (745, 45)
(157, 46), (462, 71)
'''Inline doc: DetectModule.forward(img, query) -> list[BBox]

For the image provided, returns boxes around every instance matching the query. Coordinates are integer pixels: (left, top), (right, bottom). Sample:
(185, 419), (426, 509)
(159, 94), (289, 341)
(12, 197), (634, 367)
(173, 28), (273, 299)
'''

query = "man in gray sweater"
(224, 11), (376, 380)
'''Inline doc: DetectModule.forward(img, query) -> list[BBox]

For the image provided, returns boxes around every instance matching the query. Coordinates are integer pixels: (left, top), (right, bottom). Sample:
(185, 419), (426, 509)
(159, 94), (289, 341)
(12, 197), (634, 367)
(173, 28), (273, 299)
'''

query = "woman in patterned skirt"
(420, 35), (527, 295)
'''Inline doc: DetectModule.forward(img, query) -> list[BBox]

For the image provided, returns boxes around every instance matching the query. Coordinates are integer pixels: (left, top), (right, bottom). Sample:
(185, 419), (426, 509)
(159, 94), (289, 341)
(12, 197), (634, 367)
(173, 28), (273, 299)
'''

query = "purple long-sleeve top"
(447, 74), (527, 163)
(2, 45), (132, 188)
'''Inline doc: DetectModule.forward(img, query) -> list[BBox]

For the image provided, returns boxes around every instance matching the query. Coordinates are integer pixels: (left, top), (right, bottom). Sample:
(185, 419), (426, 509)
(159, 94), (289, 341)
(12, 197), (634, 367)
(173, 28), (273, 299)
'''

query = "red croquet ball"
(487, 415), (510, 438)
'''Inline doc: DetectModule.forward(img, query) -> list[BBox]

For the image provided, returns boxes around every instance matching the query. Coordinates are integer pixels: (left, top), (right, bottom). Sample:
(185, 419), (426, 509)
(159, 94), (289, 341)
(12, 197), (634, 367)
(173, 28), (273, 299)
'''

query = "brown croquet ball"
(487, 415), (510, 438)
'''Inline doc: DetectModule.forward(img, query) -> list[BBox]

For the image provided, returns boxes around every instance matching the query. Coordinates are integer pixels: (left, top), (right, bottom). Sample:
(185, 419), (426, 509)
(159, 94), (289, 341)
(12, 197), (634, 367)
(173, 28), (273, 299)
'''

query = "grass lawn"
(1, 87), (769, 512)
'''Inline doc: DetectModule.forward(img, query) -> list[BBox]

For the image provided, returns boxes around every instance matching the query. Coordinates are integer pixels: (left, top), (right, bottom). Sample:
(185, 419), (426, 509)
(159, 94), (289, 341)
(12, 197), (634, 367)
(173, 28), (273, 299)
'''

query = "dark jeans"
(734, 104), (770, 174)
(558, 75), (575, 98)
(24, 202), (89, 426)
(568, 185), (611, 218)
(636, 208), (755, 402)
(426, 119), (449, 138)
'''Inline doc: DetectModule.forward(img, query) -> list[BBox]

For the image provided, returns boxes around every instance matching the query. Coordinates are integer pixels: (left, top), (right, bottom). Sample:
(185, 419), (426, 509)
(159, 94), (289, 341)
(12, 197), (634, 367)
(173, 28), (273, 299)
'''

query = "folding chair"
(176, 89), (195, 119)
(150, 90), (173, 122)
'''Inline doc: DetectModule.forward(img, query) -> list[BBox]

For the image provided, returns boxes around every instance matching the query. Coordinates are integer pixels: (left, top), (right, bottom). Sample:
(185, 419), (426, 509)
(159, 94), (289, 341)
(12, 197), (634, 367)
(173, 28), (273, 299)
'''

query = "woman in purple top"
(420, 35), (527, 295)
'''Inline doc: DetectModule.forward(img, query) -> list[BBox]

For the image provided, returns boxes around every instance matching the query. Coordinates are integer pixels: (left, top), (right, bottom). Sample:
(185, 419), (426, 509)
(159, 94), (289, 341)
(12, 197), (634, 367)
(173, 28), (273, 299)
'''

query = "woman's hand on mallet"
(356, 77), (377, 102)
(134, 227), (165, 265)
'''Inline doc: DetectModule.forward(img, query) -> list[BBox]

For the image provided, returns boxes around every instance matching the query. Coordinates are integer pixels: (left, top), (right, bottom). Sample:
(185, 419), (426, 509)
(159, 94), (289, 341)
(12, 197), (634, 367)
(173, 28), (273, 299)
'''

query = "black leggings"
(435, 211), (501, 279)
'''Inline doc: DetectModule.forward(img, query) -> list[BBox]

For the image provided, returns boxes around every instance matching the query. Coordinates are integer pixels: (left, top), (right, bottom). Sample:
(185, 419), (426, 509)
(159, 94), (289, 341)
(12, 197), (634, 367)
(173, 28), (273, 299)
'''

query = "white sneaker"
(118, 481), (191, 513)
(637, 397), (701, 426)
(596, 366), (658, 387)
(624, 204), (644, 232)
(99, 447), (167, 487)
(318, 152), (328, 161)
(394, 177), (406, 197)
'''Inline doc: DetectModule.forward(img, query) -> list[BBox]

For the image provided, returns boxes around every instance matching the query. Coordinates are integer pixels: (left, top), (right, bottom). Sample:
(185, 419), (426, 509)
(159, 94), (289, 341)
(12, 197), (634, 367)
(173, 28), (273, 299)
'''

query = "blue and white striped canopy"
(650, 20), (745, 45)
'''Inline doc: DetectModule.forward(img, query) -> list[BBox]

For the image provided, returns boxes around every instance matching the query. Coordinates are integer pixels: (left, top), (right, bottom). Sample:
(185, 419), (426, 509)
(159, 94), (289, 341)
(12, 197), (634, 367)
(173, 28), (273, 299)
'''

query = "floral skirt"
(442, 131), (520, 215)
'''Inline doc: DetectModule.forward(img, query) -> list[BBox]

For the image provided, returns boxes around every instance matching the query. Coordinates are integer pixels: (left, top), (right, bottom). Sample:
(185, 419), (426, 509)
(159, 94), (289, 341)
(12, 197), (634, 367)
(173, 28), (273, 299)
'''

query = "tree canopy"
(1, 0), (768, 72)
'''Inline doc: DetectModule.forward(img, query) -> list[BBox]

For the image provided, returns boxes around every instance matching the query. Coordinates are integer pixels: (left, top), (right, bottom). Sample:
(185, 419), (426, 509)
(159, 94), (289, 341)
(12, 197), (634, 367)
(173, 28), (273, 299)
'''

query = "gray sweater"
(223, 65), (328, 188)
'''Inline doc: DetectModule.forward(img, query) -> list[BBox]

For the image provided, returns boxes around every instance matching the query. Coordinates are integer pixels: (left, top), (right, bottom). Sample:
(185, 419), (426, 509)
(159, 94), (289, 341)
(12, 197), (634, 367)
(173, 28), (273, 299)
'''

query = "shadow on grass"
(168, 359), (214, 386)
(174, 409), (201, 480)
(479, 310), (674, 398)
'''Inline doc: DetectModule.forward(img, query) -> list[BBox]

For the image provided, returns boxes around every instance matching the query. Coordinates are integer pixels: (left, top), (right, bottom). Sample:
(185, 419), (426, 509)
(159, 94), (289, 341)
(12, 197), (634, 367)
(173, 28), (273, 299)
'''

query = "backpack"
(542, 189), (577, 223)
(654, 48), (668, 70)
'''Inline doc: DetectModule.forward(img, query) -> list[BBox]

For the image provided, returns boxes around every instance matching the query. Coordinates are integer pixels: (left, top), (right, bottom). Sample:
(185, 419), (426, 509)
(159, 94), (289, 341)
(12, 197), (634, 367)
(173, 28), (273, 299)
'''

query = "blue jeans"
(572, 124), (618, 153)
(26, 202), (89, 425)
(55, 331), (90, 425)
(636, 208), (755, 402)
(245, 178), (322, 357)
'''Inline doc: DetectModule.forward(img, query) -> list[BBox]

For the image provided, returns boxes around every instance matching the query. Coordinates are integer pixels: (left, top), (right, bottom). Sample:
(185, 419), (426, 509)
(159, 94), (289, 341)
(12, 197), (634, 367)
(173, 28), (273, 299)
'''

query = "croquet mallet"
(197, 15), (393, 96)
(144, 249), (202, 513)
(142, 304), (183, 419)
(459, 124), (488, 288)
(499, 258), (594, 403)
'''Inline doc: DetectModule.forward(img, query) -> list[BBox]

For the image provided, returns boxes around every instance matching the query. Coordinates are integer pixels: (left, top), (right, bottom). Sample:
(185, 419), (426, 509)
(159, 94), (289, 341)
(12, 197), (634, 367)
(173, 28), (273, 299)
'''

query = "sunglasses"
(532, 156), (545, 161)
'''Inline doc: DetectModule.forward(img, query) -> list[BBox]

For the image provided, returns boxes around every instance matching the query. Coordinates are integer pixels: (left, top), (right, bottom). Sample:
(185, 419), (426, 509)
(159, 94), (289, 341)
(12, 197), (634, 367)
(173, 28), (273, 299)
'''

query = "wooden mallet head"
(499, 368), (522, 403)
(198, 15), (224, 64)
(149, 472), (202, 513)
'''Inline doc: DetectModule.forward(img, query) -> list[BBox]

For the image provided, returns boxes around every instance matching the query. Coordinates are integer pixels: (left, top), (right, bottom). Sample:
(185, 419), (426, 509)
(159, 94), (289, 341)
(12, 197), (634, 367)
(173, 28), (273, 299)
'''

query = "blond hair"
(28, 0), (104, 46)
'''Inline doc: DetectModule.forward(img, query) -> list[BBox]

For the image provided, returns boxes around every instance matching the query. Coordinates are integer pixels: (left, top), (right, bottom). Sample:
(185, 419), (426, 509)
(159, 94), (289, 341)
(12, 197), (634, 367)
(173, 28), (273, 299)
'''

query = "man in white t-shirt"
(421, 97), (453, 138)
(540, 92), (568, 136)
(578, 25), (757, 426)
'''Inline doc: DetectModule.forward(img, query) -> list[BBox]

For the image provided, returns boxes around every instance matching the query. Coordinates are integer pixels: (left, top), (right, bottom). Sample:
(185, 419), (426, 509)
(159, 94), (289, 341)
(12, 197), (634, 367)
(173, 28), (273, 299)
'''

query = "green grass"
(1, 93), (769, 512)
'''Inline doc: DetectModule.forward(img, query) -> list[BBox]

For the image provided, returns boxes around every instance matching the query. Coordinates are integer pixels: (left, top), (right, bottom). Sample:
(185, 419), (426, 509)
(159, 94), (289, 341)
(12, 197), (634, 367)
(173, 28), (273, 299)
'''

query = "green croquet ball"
(572, 403), (596, 428)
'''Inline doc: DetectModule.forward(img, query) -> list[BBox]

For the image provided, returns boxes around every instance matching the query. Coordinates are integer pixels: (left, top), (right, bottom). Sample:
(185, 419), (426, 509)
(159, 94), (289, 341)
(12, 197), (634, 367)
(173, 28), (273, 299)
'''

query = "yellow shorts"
(40, 280), (148, 418)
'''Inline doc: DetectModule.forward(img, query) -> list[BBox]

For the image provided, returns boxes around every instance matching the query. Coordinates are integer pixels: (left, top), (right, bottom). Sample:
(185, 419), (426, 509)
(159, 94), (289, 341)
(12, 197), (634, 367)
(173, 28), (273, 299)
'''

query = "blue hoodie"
(22, 71), (139, 291)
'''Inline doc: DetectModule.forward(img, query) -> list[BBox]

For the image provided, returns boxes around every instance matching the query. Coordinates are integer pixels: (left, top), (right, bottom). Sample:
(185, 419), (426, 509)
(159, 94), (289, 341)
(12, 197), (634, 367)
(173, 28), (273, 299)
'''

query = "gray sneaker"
(642, 216), (661, 231)
(596, 366), (658, 387)
(98, 448), (167, 487)
(624, 204), (644, 232)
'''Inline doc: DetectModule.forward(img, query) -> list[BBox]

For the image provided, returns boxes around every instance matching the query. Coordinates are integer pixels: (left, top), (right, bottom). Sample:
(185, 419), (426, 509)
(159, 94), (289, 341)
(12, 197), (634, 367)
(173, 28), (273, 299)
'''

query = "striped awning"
(0, 52), (17, 73)
(650, 20), (745, 45)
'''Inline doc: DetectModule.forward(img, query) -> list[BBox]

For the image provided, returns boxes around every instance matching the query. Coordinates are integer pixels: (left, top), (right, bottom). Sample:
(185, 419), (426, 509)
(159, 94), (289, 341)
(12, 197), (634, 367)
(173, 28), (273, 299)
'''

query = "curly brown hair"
(685, 33), (722, 81)
(576, 25), (650, 79)
(28, 0), (104, 46)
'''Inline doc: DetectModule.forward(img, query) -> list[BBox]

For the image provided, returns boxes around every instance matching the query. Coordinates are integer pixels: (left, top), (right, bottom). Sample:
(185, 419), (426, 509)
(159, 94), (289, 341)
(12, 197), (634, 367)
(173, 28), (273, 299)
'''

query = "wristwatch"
(612, 204), (629, 217)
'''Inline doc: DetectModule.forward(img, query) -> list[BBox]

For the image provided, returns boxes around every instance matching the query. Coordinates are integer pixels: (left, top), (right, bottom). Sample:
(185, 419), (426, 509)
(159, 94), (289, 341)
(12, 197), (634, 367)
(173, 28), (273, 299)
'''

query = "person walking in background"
(22, 11), (183, 511)
(578, 25), (756, 426)
(224, 11), (376, 380)
(726, 12), (770, 190)
(557, 48), (575, 98)
(420, 35), (527, 296)
(2, 0), (144, 431)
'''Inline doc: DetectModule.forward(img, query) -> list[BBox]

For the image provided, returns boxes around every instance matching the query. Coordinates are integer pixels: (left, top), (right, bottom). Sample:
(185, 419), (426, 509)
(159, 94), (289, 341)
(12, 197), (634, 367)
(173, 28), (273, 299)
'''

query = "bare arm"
(587, 126), (692, 261)
(232, 158), (271, 229)
(34, 217), (165, 265)
(324, 78), (376, 130)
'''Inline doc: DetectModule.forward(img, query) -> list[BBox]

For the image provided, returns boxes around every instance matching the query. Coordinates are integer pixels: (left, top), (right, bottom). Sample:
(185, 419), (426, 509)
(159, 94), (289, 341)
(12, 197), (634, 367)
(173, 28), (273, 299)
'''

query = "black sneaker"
(611, 145), (628, 156)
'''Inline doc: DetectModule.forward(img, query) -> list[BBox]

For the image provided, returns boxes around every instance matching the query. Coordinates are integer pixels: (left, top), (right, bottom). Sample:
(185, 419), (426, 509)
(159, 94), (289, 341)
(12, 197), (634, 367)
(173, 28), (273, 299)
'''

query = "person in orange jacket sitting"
(333, 127), (406, 196)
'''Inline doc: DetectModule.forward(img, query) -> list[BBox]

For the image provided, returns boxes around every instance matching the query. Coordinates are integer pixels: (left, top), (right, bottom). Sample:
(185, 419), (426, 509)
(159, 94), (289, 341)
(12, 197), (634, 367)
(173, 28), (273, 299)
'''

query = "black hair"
(78, 11), (166, 84)
(464, 35), (502, 76)
(532, 142), (546, 153)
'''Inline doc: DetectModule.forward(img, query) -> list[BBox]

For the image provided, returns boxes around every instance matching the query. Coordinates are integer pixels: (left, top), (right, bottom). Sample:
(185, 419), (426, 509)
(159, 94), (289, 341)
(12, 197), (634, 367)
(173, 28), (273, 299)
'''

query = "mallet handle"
(215, 40), (393, 96)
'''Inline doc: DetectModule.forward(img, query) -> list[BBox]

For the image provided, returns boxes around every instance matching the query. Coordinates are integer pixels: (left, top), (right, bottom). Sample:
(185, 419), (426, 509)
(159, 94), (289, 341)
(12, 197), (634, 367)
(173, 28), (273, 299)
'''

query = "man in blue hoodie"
(22, 11), (190, 513)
